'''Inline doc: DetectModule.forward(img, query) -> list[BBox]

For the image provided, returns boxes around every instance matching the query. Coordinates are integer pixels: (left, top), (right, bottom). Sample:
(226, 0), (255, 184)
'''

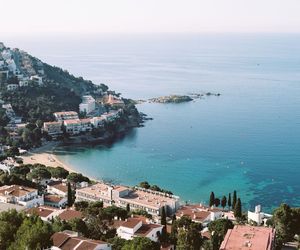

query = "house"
(47, 181), (68, 196)
(54, 111), (79, 121)
(102, 110), (122, 122)
(176, 204), (223, 226)
(7, 83), (19, 91)
(248, 205), (272, 226)
(30, 75), (43, 85)
(63, 118), (92, 135)
(76, 183), (180, 216)
(220, 225), (276, 250)
(26, 206), (61, 221)
(43, 121), (63, 137)
(44, 194), (67, 208)
(80, 118), (93, 132)
(0, 185), (44, 208)
(90, 116), (106, 128)
(51, 231), (111, 250)
(106, 94), (124, 106)
(58, 209), (83, 222)
(79, 95), (96, 114)
(117, 218), (163, 242)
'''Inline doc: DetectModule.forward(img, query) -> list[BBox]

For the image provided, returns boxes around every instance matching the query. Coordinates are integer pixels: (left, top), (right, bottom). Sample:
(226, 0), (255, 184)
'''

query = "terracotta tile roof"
(48, 181), (68, 193)
(51, 232), (70, 247)
(52, 232), (108, 250)
(0, 185), (36, 197)
(135, 224), (163, 237)
(220, 225), (275, 250)
(44, 194), (64, 203)
(58, 209), (83, 221)
(26, 206), (55, 218)
(60, 237), (81, 250)
(121, 218), (142, 229)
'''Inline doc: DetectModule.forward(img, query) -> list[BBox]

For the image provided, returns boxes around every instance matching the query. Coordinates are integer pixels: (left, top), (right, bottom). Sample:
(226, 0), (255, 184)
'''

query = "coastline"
(21, 141), (76, 174)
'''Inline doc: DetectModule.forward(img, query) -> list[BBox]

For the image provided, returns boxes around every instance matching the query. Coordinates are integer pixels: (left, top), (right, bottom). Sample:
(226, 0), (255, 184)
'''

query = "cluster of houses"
(0, 172), (276, 250)
(0, 43), (44, 90)
(43, 106), (123, 137)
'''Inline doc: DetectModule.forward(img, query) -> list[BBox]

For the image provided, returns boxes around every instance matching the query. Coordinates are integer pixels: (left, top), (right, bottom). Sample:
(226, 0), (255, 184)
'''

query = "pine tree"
(126, 203), (130, 212)
(221, 196), (227, 210)
(209, 192), (215, 207)
(67, 182), (73, 207)
(232, 190), (237, 209)
(161, 207), (167, 242)
(228, 193), (231, 209)
(214, 198), (220, 207)
(234, 198), (242, 218)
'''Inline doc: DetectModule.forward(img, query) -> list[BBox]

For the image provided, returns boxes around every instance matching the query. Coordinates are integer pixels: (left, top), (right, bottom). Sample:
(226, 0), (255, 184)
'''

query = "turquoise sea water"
(4, 34), (300, 212)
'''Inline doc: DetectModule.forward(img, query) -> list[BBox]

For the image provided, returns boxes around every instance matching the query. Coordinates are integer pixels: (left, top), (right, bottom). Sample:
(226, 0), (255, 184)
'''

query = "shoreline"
(21, 141), (76, 174)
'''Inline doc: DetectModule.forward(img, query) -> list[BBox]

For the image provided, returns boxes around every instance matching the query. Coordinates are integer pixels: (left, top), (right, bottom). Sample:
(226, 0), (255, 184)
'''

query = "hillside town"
(0, 42), (299, 249)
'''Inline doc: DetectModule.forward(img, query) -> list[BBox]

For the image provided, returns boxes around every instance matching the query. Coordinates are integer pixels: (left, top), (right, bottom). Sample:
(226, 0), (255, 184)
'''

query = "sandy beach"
(21, 141), (75, 173)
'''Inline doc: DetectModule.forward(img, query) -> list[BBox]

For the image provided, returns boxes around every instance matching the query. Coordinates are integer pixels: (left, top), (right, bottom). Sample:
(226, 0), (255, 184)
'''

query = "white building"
(7, 84), (19, 91)
(79, 95), (96, 114)
(54, 111), (79, 121)
(76, 183), (180, 216)
(43, 121), (63, 137)
(176, 204), (223, 226)
(0, 185), (44, 208)
(90, 116), (106, 128)
(248, 205), (273, 226)
(30, 75), (43, 85)
(117, 218), (163, 242)
(47, 181), (68, 197)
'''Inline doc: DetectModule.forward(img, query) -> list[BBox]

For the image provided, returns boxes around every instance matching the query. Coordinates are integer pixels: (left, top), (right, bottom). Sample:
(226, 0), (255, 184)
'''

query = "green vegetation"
(207, 219), (234, 250)
(0, 210), (53, 250)
(138, 181), (173, 195)
(273, 203), (300, 248)
(170, 216), (203, 249)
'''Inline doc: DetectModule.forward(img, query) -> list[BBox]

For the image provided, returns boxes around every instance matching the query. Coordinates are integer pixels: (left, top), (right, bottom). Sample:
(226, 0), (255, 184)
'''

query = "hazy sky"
(1, 0), (300, 34)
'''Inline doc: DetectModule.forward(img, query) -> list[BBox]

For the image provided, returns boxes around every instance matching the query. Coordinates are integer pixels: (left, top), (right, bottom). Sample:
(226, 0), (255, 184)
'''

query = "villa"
(0, 185), (44, 208)
(116, 218), (163, 242)
(176, 204), (222, 226)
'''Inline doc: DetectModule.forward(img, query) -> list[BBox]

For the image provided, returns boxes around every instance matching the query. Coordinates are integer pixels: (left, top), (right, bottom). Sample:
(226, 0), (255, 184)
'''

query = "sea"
(3, 33), (300, 212)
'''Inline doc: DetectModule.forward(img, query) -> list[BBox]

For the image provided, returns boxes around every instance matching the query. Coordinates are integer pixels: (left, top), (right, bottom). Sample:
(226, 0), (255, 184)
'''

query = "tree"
(209, 192), (215, 207)
(68, 218), (88, 236)
(232, 190), (237, 209)
(228, 193), (231, 209)
(5, 146), (19, 158)
(221, 196), (227, 210)
(214, 198), (220, 207)
(74, 201), (89, 211)
(107, 236), (126, 250)
(161, 207), (167, 242)
(10, 165), (30, 179)
(234, 198), (242, 219)
(67, 182), (73, 207)
(67, 172), (90, 183)
(9, 216), (53, 250)
(122, 237), (160, 250)
(273, 203), (295, 247)
(139, 181), (150, 189)
(208, 219), (234, 250)
(27, 167), (51, 181)
(126, 203), (130, 213)
(49, 167), (69, 179)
